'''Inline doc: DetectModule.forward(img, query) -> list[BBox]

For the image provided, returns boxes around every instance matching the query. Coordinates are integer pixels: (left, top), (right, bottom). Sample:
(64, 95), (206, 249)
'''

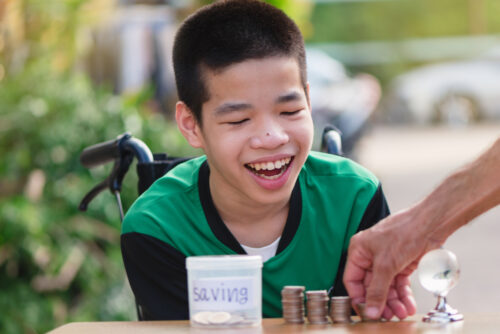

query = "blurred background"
(1, 0), (499, 332)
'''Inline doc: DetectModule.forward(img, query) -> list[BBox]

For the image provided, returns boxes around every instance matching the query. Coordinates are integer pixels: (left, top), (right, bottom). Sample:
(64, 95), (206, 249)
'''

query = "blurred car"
(306, 48), (381, 156)
(383, 50), (500, 125)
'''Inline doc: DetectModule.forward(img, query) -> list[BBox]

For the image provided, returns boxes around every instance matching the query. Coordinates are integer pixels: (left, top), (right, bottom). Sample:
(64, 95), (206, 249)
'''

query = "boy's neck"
(209, 176), (290, 248)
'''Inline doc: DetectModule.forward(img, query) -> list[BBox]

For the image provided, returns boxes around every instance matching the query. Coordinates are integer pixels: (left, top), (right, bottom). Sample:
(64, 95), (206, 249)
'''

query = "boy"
(121, 0), (409, 321)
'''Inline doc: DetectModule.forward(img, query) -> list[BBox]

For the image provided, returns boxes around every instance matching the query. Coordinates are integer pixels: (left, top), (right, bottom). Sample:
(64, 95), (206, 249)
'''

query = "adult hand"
(344, 136), (500, 320)
(343, 207), (444, 320)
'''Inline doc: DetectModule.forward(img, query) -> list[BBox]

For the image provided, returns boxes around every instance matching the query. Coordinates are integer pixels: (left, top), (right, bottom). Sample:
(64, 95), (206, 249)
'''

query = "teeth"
(260, 172), (282, 180)
(247, 157), (291, 171)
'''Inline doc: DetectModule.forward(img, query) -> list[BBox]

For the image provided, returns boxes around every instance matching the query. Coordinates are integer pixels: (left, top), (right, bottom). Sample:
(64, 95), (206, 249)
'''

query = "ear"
(175, 101), (204, 149)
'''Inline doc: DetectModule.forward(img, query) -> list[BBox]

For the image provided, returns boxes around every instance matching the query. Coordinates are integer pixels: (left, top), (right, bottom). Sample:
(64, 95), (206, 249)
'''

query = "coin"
(225, 314), (244, 325)
(192, 311), (213, 325)
(282, 285), (306, 291)
(305, 290), (329, 324)
(281, 286), (305, 324)
(329, 296), (352, 323)
(208, 311), (232, 324)
(305, 290), (328, 297)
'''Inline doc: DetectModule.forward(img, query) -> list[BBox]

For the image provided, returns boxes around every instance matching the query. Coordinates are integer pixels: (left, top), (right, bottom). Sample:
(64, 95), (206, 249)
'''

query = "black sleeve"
(121, 232), (189, 320)
(331, 184), (390, 297)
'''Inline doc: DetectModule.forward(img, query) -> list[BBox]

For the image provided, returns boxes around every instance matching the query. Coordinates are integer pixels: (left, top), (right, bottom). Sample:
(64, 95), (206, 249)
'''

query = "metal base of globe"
(422, 296), (464, 323)
(423, 310), (464, 323)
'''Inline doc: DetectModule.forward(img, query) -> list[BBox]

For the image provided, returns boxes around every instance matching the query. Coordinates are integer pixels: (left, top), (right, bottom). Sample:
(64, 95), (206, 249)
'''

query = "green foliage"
(308, 0), (497, 43)
(0, 1), (196, 333)
(266, 0), (315, 38)
(192, 1), (315, 37)
(485, 0), (500, 31)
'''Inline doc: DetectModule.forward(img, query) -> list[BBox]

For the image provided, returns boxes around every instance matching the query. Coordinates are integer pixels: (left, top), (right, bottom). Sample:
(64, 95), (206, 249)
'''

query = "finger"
(384, 286), (405, 319)
(386, 286), (398, 300)
(395, 276), (416, 311)
(395, 274), (411, 287)
(364, 264), (395, 319)
(397, 284), (417, 316)
(343, 276), (366, 302)
(381, 305), (393, 320)
(343, 260), (368, 301)
(401, 294), (417, 316)
(387, 298), (408, 320)
(384, 278), (414, 320)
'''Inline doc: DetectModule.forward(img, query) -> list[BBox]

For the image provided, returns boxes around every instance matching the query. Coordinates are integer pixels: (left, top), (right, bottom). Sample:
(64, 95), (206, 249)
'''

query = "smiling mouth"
(245, 157), (294, 180)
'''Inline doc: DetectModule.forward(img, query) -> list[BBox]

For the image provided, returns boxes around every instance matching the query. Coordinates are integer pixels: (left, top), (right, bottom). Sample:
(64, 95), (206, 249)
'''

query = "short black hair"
(173, 0), (307, 125)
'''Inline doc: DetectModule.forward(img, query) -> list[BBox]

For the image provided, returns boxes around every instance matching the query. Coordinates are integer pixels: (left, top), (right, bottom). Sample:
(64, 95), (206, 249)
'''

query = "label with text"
(190, 276), (256, 311)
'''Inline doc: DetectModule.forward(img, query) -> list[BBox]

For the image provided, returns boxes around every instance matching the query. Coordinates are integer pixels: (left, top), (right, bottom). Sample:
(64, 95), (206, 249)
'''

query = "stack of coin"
(305, 290), (329, 324)
(281, 286), (305, 324)
(329, 296), (352, 323)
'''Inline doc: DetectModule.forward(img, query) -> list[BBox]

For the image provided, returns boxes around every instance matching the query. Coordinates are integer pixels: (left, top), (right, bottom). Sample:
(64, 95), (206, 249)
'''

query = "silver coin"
(192, 311), (213, 325)
(207, 311), (232, 324)
(225, 314), (244, 325)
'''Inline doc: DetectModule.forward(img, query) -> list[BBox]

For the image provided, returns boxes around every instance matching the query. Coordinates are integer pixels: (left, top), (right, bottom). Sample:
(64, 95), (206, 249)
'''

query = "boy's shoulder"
(121, 156), (206, 235)
(123, 157), (205, 217)
(302, 151), (379, 188)
(143, 155), (206, 197)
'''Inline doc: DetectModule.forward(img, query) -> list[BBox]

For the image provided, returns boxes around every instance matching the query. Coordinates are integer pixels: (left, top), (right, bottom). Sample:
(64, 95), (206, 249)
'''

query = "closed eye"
(281, 109), (302, 116)
(227, 118), (249, 125)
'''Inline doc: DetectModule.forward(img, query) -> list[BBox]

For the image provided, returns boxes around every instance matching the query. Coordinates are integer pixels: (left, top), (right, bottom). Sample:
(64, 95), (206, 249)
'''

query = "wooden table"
(48, 314), (500, 333)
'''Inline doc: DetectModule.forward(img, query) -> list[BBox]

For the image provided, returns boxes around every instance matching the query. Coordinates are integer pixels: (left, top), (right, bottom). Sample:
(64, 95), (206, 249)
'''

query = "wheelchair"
(78, 125), (343, 319)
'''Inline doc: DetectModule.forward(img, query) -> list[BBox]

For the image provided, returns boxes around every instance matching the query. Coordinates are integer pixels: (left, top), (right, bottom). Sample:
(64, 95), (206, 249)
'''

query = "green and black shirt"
(121, 151), (389, 320)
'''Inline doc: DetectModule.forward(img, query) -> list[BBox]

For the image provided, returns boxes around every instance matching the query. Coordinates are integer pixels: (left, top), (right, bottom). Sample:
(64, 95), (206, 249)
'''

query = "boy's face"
(177, 56), (313, 206)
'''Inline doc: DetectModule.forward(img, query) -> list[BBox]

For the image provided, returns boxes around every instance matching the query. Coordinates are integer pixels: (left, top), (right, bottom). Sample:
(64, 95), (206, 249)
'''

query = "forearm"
(414, 137), (500, 243)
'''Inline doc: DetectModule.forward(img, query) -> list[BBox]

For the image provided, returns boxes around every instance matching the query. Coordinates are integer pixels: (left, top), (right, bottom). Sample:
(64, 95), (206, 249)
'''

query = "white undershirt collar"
(241, 237), (281, 262)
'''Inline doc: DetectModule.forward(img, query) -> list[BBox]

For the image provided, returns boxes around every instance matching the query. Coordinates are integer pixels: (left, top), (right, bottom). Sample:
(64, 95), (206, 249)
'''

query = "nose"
(249, 124), (289, 149)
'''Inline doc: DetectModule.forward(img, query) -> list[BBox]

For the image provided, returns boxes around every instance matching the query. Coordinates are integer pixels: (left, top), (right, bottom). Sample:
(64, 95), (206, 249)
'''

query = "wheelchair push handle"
(80, 137), (120, 168)
(79, 133), (154, 217)
(321, 125), (343, 156)
(80, 133), (154, 168)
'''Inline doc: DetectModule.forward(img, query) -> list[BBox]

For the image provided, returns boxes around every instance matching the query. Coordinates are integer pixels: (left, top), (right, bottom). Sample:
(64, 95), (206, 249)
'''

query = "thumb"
(364, 266), (394, 319)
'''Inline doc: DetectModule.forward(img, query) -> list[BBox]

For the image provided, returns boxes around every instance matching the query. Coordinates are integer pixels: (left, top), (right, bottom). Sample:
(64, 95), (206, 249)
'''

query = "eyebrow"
(275, 91), (304, 104)
(214, 102), (252, 116)
(213, 91), (305, 116)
